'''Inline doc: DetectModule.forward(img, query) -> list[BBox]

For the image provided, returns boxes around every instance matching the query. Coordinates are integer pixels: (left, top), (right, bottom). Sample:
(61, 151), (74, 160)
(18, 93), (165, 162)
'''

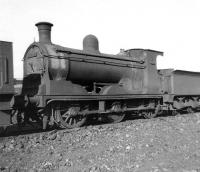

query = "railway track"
(0, 110), (196, 137)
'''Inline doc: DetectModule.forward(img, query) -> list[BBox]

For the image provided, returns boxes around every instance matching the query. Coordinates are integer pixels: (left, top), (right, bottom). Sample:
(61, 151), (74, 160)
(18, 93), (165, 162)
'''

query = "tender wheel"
(54, 107), (86, 129)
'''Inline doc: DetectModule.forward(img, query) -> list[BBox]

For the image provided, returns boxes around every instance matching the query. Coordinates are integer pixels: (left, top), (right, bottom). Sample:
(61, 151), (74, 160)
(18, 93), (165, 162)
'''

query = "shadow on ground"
(1, 111), (192, 138)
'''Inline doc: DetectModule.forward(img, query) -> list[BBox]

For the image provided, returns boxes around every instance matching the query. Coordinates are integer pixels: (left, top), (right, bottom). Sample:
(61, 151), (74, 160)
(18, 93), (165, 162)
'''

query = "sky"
(0, 0), (200, 78)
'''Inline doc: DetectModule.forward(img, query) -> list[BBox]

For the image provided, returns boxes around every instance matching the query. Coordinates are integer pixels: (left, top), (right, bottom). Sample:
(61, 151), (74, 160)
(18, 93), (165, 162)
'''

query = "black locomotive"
(9, 22), (200, 129)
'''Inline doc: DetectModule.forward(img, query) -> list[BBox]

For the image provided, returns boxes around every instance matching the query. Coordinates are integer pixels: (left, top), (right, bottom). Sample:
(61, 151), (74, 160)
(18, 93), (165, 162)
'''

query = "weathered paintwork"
(22, 22), (163, 102)
(159, 69), (200, 95)
(10, 21), (200, 129)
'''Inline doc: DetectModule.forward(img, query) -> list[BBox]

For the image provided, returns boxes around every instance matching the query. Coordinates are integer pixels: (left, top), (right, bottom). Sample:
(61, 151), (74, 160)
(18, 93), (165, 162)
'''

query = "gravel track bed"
(1, 113), (200, 172)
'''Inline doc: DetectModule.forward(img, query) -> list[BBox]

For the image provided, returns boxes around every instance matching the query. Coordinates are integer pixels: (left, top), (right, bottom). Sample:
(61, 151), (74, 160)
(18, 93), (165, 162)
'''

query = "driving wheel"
(106, 102), (125, 123)
(54, 107), (86, 129)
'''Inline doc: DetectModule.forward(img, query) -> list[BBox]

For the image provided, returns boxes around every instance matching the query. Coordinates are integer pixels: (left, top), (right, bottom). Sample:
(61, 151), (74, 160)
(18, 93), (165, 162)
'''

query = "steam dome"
(83, 34), (100, 53)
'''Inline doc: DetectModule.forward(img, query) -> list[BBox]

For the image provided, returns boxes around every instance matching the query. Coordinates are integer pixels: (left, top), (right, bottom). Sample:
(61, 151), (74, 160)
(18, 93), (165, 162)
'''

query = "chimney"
(35, 22), (53, 44)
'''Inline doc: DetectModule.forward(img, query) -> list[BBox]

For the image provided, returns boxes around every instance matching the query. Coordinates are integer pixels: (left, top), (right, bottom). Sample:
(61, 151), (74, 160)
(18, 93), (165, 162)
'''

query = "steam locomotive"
(8, 22), (200, 129)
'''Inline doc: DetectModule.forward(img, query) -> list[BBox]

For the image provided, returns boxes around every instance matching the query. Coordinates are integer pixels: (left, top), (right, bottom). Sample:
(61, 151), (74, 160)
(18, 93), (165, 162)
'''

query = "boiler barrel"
(47, 34), (142, 84)
(48, 52), (136, 84)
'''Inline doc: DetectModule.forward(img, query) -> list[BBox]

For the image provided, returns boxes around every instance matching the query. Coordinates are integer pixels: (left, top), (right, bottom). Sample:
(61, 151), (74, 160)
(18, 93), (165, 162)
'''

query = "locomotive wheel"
(186, 107), (194, 113)
(106, 113), (125, 123)
(105, 102), (125, 123)
(171, 110), (179, 116)
(143, 104), (161, 119)
(143, 111), (157, 119)
(54, 107), (86, 129)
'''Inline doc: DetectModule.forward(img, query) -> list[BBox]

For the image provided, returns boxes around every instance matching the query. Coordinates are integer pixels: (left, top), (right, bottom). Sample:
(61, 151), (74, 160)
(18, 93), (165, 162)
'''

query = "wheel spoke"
(64, 116), (69, 123)
(69, 118), (73, 125)
(72, 118), (76, 125)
